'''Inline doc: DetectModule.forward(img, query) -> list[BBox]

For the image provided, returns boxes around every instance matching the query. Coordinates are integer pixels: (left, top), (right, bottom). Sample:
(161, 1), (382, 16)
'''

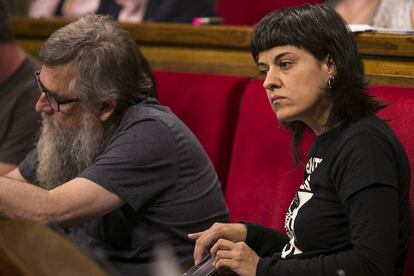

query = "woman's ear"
(98, 99), (117, 122)
(326, 54), (337, 77)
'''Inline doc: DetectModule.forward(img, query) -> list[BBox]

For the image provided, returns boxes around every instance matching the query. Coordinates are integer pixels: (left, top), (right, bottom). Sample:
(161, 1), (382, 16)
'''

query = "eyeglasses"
(34, 70), (80, 112)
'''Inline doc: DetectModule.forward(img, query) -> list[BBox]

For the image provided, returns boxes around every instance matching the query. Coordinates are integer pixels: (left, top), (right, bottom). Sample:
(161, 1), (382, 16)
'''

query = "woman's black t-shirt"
(247, 115), (410, 276)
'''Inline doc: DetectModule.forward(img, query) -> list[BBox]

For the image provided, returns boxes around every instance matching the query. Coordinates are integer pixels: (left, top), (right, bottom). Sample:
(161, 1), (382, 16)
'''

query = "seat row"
(154, 70), (414, 276)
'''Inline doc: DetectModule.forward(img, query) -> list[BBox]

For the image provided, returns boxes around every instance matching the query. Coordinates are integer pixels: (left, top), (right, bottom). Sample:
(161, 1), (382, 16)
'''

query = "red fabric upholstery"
(154, 71), (249, 188)
(217, 0), (323, 26)
(368, 85), (414, 276)
(225, 79), (313, 232)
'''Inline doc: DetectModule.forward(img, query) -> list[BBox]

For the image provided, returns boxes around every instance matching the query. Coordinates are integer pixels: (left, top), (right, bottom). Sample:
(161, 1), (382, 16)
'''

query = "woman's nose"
(263, 72), (282, 92)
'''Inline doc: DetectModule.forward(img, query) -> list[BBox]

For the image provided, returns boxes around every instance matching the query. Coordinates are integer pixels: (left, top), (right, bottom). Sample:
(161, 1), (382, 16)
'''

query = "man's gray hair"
(39, 15), (152, 113)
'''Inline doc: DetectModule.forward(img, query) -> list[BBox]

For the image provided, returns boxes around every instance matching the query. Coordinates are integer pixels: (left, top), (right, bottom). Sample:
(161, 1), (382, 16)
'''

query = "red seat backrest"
(154, 71), (249, 189)
(368, 85), (414, 276)
(225, 79), (313, 232)
(217, 0), (323, 26)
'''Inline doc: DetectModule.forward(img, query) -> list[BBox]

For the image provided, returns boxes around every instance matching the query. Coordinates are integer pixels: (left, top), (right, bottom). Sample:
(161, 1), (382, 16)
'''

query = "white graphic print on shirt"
(281, 157), (322, 258)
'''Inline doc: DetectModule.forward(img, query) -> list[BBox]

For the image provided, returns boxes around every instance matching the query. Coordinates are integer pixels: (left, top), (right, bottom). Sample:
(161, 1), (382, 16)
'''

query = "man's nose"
(35, 93), (53, 114)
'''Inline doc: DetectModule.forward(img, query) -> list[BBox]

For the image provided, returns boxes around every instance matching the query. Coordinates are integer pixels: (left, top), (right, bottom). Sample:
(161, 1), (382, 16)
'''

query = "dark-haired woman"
(189, 4), (410, 276)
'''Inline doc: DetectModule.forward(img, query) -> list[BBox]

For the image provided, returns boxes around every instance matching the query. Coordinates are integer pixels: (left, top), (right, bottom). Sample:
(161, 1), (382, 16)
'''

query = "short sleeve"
(332, 131), (398, 201)
(80, 119), (178, 210)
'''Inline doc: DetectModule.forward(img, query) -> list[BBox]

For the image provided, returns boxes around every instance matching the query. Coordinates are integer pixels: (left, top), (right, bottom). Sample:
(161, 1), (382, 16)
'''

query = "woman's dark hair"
(250, 4), (385, 163)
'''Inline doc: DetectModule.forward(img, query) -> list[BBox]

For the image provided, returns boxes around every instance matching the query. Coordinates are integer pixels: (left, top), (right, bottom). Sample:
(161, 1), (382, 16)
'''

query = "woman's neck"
(303, 99), (333, 136)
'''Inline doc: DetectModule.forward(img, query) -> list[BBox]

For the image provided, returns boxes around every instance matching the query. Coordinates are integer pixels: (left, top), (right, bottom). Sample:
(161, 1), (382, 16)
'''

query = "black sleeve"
(256, 184), (398, 276)
(243, 222), (289, 258)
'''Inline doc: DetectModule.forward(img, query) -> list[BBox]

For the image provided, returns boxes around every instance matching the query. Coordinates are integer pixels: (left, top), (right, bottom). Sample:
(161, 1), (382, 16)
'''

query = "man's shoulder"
(122, 99), (179, 128)
(106, 100), (182, 145)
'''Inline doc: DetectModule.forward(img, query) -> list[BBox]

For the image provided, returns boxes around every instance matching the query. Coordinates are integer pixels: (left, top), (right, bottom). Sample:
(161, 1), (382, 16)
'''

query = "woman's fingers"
(192, 230), (221, 265)
(189, 230), (209, 265)
(215, 257), (235, 272)
(214, 248), (234, 261)
(210, 238), (235, 261)
(193, 239), (208, 265)
(190, 223), (247, 266)
(212, 242), (260, 276)
(187, 230), (205, 240)
(191, 223), (227, 265)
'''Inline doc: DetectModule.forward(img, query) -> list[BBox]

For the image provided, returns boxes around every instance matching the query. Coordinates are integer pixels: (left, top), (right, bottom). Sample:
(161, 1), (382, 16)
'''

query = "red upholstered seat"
(225, 79), (313, 232)
(154, 71), (249, 189)
(368, 85), (414, 276)
(217, 0), (323, 26)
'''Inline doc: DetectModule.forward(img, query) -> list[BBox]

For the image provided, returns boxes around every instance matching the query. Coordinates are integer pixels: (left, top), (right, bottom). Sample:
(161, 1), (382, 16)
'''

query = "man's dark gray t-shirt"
(19, 99), (229, 275)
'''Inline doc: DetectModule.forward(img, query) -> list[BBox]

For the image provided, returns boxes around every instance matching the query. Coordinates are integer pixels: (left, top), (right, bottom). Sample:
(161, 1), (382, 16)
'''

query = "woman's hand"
(188, 222), (248, 265)
(212, 239), (260, 276)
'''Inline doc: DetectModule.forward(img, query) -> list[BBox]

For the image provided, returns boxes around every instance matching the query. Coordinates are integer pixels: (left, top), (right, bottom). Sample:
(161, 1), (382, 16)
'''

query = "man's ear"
(98, 99), (117, 122)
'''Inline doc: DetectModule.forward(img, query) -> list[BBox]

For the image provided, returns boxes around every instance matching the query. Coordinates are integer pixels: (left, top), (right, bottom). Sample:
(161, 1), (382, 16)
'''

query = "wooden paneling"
(356, 32), (414, 57)
(13, 17), (414, 87)
(0, 219), (108, 276)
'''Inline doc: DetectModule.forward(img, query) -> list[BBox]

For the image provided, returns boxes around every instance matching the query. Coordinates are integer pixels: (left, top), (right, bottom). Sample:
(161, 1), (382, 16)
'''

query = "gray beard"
(36, 113), (105, 190)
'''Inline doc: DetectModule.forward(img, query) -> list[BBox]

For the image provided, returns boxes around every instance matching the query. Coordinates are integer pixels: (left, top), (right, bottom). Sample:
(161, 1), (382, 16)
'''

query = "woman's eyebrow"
(258, 52), (292, 66)
(273, 52), (291, 63)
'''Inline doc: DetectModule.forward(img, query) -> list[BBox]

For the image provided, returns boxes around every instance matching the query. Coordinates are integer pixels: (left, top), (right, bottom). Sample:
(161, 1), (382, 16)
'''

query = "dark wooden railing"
(13, 17), (414, 87)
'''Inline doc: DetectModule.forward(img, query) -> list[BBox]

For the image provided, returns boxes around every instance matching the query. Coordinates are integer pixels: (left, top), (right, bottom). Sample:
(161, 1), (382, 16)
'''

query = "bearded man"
(1, 15), (229, 275)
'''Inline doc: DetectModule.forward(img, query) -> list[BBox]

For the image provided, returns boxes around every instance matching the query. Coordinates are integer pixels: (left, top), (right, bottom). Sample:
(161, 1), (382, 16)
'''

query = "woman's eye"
(258, 68), (268, 76)
(279, 61), (292, 70)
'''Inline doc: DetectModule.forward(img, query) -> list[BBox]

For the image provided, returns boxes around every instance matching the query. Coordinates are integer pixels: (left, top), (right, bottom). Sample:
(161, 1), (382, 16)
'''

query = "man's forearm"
(0, 176), (53, 223)
(0, 162), (17, 175)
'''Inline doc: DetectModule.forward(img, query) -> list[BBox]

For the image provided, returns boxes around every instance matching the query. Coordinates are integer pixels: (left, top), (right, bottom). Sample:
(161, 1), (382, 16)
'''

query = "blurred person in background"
(29, 0), (216, 23)
(326, 0), (414, 29)
(3, 0), (31, 16)
(0, 0), (40, 174)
